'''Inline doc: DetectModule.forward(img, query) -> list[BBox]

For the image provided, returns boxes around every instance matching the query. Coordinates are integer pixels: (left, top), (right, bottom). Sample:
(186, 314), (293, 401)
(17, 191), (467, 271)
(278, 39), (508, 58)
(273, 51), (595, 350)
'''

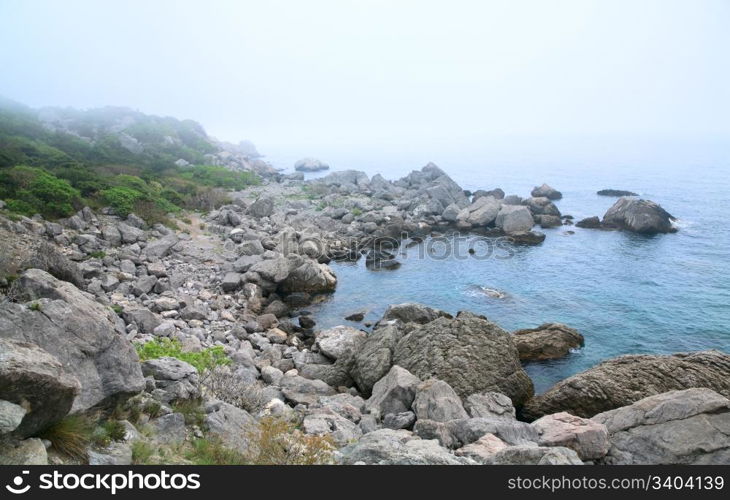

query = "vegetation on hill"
(0, 97), (260, 222)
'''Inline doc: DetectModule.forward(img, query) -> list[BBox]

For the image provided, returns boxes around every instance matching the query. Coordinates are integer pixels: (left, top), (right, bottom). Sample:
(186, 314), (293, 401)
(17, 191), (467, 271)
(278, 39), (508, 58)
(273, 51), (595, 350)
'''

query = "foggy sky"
(1, 0), (728, 152)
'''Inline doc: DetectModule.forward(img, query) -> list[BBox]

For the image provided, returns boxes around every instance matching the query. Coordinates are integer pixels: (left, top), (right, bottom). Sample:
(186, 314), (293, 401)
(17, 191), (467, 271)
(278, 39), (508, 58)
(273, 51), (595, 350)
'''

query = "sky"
(1, 0), (729, 154)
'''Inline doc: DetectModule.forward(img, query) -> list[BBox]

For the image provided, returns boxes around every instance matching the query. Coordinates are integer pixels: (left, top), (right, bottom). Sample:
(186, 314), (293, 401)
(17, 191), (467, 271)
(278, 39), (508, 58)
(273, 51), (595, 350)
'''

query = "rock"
(131, 275), (157, 296)
(365, 365), (420, 417)
(1, 270), (144, 415)
(123, 307), (162, 333)
(436, 417), (539, 448)
(597, 189), (638, 197)
(538, 215), (563, 228)
(250, 256), (290, 283)
(256, 313), (279, 330)
(486, 445), (583, 465)
(464, 392), (516, 420)
(101, 225), (122, 246)
(0, 400), (27, 434)
(205, 401), (256, 454)
(239, 239), (265, 256)
(512, 323), (585, 361)
(248, 197), (275, 218)
(392, 311), (534, 405)
(339, 429), (471, 465)
(532, 412), (609, 460)
(118, 223), (144, 243)
(602, 197), (676, 234)
(294, 158), (330, 172)
(141, 357), (200, 403)
(575, 216), (602, 228)
(144, 234), (179, 258)
(464, 196), (502, 226)
(150, 413), (187, 444)
(280, 375), (337, 406)
(474, 188), (505, 200)
(522, 350), (730, 420)
(315, 325), (366, 360)
(0, 339), (79, 437)
(344, 311), (366, 322)
(531, 183), (562, 200)
(495, 205), (534, 234)
(412, 379), (468, 422)
(221, 272), (242, 292)
(233, 255), (261, 272)
(0, 438), (48, 465)
(303, 409), (362, 446)
(279, 257), (336, 294)
(88, 442), (133, 465)
(19, 241), (85, 289)
(593, 388), (730, 464)
(349, 325), (404, 395)
(180, 303), (207, 322)
(454, 433), (509, 463)
(441, 203), (461, 222)
(506, 230), (545, 245)
(380, 302), (450, 325)
(382, 411), (417, 430)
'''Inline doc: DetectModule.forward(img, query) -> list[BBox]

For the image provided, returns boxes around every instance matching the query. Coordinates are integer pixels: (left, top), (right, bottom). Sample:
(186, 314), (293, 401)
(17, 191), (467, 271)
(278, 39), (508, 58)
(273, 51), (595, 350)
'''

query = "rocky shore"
(1, 163), (721, 466)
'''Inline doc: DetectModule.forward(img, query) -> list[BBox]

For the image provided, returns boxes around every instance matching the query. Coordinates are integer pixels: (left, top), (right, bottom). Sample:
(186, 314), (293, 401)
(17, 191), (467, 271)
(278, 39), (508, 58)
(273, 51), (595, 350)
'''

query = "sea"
(262, 136), (730, 393)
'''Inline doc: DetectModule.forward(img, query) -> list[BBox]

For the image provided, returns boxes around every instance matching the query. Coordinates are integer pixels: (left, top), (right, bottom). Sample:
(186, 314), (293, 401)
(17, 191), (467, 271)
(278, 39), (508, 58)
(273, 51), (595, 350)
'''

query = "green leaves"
(134, 337), (231, 374)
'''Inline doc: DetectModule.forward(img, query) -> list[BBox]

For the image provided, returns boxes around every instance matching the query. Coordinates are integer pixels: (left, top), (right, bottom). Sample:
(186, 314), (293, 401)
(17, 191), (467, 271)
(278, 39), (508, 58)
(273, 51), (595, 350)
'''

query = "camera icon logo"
(5, 471), (31, 495)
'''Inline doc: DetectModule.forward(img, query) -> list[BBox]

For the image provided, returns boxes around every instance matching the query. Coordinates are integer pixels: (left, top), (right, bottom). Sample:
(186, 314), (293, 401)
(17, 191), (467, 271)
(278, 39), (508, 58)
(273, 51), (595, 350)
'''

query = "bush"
(0, 166), (81, 218)
(184, 438), (248, 465)
(131, 441), (155, 465)
(100, 186), (144, 217)
(245, 417), (335, 465)
(201, 367), (269, 414)
(178, 165), (260, 190)
(135, 337), (230, 374)
(39, 415), (94, 460)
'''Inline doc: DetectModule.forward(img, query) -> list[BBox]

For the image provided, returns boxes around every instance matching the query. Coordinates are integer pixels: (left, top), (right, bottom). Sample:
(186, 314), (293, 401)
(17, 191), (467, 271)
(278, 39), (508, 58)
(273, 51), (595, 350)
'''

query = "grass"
(131, 441), (155, 464)
(172, 399), (206, 427)
(39, 415), (94, 461)
(135, 337), (230, 374)
(86, 250), (106, 259)
(28, 301), (41, 311)
(184, 438), (248, 465)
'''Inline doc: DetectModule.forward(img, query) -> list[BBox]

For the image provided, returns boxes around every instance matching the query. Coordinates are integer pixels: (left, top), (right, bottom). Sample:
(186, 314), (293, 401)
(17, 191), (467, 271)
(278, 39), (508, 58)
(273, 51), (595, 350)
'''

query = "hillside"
(0, 97), (272, 223)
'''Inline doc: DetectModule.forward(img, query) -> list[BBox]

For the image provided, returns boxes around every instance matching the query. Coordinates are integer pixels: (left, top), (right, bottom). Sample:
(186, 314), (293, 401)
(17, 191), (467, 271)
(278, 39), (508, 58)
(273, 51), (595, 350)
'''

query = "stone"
(1, 270), (144, 415)
(412, 379), (468, 422)
(0, 400), (27, 435)
(532, 412), (609, 460)
(248, 197), (275, 218)
(315, 325), (366, 360)
(205, 401), (256, 454)
(123, 307), (161, 333)
(576, 216), (602, 228)
(0, 339), (80, 437)
(383, 411), (417, 430)
(339, 429), (472, 465)
(294, 158), (330, 172)
(0, 438), (48, 465)
(380, 303), (450, 325)
(349, 325), (403, 395)
(303, 409), (362, 446)
(531, 183), (562, 200)
(592, 388), (730, 465)
(464, 196), (502, 226)
(144, 234), (179, 258)
(392, 311), (534, 405)
(464, 391), (516, 420)
(88, 442), (133, 465)
(486, 445), (583, 465)
(278, 257), (337, 294)
(365, 365), (420, 417)
(522, 350), (730, 420)
(512, 323), (585, 361)
(602, 197), (676, 234)
(250, 256), (290, 283)
(221, 272), (242, 292)
(150, 413), (187, 444)
(132, 275), (157, 296)
(597, 189), (638, 197)
(280, 375), (337, 406)
(141, 357), (200, 403)
(454, 433), (509, 463)
(495, 205), (535, 234)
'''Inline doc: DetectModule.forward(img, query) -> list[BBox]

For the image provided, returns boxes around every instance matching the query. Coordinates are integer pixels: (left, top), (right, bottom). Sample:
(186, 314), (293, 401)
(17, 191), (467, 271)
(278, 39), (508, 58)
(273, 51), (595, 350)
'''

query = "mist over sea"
(264, 136), (730, 392)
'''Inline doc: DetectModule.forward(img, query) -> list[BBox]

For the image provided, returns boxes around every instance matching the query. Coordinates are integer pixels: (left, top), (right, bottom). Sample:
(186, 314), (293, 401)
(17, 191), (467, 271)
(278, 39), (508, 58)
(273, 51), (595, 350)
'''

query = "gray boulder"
(248, 197), (275, 218)
(0, 438), (48, 465)
(294, 158), (330, 172)
(380, 302), (450, 326)
(0, 339), (80, 437)
(532, 411), (609, 460)
(463, 196), (502, 226)
(349, 325), (404, 395)
(495, 205), (534, 234)
(602, 197), (676, 234)
(141, 357), (200, 403)
(464, 391), (516, 420)
(512, 323), (584, 361)
(144, 234), (179, 258)
(485, 445), (582, 465)
(412, 379), (468, 422)
(315, 325), (366, 360)
(205, 401), (256, 454)
(1, 270), (144, 414)
(531, 183), (562, 200)
(339, 429), (472, 465)
(392, 311), (534, 405)
(365, 365), (420, 417)
(278, 256), (337, 294)
(303, 409), (362, 446)
(593, 388), (730, 464)
(522, 350), (730, 420)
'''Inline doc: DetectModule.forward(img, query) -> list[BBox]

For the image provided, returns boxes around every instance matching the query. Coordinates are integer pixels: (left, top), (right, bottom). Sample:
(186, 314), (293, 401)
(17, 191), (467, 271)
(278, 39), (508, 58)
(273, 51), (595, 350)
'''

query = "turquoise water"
(268, 139), (730, 393)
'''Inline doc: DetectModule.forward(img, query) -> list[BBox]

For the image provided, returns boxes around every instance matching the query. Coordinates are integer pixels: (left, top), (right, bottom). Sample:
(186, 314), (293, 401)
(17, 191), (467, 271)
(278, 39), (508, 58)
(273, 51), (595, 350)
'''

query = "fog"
(1, 0), (729, 156)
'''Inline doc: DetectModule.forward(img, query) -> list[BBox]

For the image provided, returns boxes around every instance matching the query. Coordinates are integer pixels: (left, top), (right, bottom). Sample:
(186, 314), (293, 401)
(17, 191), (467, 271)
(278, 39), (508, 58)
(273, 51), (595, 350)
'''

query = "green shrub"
(184, 438), (248, 465)
(0, 166), (81, 218)
(179, 165), (260, 190)
(135, 337), (230, 374)
(39, 415), (94, 460)
(131, 441), (155, 464)
(100, 186), (144, 217)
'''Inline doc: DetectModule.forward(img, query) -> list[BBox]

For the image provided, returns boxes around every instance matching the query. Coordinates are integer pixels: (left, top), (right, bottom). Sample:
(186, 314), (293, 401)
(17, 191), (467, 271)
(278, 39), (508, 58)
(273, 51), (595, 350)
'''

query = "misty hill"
(0, 97), (272, 222)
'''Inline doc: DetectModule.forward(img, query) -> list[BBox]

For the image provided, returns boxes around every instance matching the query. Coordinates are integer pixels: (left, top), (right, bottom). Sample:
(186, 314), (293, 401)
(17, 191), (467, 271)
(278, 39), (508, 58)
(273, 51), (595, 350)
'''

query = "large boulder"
(412, 379), (468, 422)
(462, 196), (502, 227)
(278, 256), (337, 294)
(315, 326), (366, 360)
(532, 412), (609, 460)
(0, 269), (145, 413)
(141, 357), (200, 403)
(380, 303), (451, 326)
(392, 311), (534, 405)
(593, 388), (730, 464)
(339, 429), (472, 465)
(495, 205), (534, 234)
(144, 233), (179, 259)
(365, 365), (420, 417)
(349, 325), (404, 395)
(512, 323), (584, 361)
(294, 158), (330, 172)
(602, 197), (676, 234)
(522, 350), (730, 420)
(0, 339), (80, 437)
(531, 183), (562, 200)
(248, 197), (275, 218)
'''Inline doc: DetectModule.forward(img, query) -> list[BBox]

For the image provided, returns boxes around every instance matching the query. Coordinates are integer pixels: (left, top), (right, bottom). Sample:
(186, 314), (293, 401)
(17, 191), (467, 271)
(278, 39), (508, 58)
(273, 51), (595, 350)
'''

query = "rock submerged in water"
(597, 189), (638, 197)
(531, 183), (562, 200)
(521, 350), (730, 420)
(294, 158), (330, 172)
(512, 323), (584, 361)
(602, 197), (676, 234)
